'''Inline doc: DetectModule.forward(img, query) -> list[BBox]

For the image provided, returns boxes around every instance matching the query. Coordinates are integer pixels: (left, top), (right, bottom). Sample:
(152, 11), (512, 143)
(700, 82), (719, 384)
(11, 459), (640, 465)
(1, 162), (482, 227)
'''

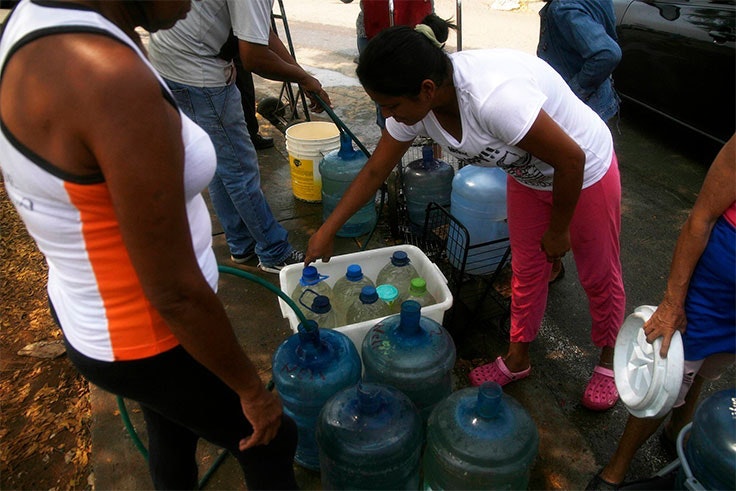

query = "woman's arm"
(644, 135), (736, 357)
(306, 132), (412, 264)
(515, 109), (586, 261)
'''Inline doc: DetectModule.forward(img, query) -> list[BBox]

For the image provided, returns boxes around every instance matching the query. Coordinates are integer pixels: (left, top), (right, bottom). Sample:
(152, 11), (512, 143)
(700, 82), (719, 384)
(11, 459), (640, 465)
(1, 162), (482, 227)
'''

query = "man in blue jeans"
(149, 0), (332, 273)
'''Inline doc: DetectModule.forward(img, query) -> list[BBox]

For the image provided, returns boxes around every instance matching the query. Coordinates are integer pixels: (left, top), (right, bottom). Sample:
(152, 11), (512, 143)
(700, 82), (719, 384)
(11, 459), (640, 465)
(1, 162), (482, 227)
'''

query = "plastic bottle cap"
(359, 285), (378, 303)
(410, 277), (427, 294)
(376, 284), (399, 302)
(302, 266), (319, 281)
(613, 305), (684, 418)
(391, 251), (410, 266)
(311, 295), (332, 314)
(346, 264), (363, 281)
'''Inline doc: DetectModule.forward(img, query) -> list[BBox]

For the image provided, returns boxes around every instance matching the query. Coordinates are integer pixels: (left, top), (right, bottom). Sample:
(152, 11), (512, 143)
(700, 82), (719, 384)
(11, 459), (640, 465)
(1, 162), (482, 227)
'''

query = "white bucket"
(284, 121), (340, 202)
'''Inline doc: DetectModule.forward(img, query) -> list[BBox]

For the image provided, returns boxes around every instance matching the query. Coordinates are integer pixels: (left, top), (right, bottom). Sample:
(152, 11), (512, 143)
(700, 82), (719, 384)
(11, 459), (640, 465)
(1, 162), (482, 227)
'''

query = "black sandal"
(585, 471), (621, 490)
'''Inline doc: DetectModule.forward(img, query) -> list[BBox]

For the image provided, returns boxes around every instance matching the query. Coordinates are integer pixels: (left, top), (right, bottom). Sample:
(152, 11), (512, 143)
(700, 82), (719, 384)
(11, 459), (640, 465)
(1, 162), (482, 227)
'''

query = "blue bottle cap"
(346, 264), (363, 281)
(376, 284), (399, 302)
(311, 295), (331, 314)
(359, 285), (378, 303)
(391, 251), (409, 266)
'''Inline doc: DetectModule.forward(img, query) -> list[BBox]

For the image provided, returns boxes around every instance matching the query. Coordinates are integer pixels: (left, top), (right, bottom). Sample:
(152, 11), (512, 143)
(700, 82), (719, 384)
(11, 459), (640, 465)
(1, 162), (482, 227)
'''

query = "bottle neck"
(476, 382), (503, 419)
(397, 300), (422, 336)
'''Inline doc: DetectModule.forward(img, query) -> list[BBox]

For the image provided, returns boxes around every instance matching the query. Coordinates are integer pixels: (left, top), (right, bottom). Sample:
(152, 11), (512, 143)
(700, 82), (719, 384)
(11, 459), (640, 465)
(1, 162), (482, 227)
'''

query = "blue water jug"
(361, 300), (456, 423)
(676, 388), (736, 490)
(272, 320), (362, 470)
(423, 382), (539, 490)
(320, 132), (377, 237)
(449, 165), (509, 275)
(403, 145), (454, 232)
(316, 381), (423, 490)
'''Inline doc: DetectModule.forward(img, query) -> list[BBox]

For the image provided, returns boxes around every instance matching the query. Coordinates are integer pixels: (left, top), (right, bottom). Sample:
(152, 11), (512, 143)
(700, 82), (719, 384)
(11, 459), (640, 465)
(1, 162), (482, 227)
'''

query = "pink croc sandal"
(582, 365), (619, 411)
(468, 356), (531, 387)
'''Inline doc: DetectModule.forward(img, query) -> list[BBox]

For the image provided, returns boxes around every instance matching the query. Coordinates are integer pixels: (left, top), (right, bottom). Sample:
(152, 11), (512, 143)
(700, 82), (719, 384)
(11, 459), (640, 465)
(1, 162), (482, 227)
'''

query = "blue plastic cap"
(312, 295), (331, 313)
(302, 266), (318, 281)
(391, 251), (409, 266)
(422, 145), (434, 162)
(376, 284), (399, 302)
(346, 264), (363, 281)
(359, 285), (378, 303)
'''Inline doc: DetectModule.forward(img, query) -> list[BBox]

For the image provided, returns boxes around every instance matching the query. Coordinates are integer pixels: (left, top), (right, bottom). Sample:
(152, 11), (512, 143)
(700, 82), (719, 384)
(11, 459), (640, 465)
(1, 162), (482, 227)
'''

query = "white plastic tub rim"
(278, 244), (453, 351)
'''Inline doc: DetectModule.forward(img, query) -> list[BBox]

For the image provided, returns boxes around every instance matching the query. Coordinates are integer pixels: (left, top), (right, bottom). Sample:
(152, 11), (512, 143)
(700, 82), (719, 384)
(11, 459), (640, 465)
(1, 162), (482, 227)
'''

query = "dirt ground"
(1, 181), (92, 490)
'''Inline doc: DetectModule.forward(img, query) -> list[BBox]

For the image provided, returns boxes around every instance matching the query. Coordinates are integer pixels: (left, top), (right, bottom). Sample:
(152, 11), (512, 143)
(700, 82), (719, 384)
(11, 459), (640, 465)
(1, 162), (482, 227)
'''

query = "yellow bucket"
(284, 121), (341, 202)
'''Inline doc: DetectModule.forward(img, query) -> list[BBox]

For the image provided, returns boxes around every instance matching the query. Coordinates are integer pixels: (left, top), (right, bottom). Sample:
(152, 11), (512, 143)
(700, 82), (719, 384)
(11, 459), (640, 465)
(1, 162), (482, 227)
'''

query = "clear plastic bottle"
(376, 250), (418, 297)
(346, 286), (392, 325)
(332, 264), (375, 325)
(398, 277), (436, 309)
(403, 145), (454, 233)
(300, 292), (337, 329)
(376, 284), (401, 314)
(291, 265), (332, 305)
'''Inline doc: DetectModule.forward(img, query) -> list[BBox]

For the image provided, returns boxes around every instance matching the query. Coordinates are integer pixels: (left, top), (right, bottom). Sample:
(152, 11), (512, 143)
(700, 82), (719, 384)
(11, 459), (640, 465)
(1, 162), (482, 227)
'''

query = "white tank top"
(0, 0), (218, 361)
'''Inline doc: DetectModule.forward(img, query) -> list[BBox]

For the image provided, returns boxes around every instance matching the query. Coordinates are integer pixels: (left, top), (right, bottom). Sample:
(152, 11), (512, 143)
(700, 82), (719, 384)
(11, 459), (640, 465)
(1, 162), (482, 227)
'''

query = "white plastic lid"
(614, 305), (684, 419)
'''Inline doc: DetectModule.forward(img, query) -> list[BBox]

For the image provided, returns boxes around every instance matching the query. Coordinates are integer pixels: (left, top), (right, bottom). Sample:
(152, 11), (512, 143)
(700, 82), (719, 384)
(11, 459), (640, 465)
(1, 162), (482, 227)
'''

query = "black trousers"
(55, 306), (298, 490)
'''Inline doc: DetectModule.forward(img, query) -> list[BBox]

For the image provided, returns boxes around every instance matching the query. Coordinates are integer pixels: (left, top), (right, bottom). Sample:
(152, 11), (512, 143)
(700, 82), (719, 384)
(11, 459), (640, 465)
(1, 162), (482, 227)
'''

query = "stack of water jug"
(402, 144), (510, 275)
(273, 249), (539, 489)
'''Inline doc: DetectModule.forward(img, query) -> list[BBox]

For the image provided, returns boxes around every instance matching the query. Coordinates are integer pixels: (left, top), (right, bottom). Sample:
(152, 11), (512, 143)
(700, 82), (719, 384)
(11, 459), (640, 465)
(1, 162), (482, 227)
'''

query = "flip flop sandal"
(468, 356), (531, 387)
(582, 365), (619, 411)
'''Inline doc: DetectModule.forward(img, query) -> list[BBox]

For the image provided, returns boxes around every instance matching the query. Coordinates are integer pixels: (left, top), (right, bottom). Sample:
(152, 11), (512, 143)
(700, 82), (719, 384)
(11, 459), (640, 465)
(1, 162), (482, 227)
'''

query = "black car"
(613, 0), (735, 144)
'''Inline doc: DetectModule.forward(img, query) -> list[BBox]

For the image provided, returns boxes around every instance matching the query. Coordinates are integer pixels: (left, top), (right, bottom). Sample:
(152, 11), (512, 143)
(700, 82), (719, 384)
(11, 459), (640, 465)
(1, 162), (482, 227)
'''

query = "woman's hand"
(541, 227), (571, 262)
(643, 298), (686, 358)
(238, 385), (284, 451)
(305, 227), (336, 266)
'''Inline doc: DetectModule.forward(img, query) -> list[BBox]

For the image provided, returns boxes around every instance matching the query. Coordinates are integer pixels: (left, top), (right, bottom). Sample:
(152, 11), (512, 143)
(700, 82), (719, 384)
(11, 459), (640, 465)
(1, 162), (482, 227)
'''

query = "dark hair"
(356, 14), (457, 98)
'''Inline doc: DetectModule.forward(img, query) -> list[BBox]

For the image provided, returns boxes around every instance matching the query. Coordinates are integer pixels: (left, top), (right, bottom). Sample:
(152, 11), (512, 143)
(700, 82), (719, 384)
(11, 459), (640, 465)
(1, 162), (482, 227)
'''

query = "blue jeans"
(165, 79), (291, 265)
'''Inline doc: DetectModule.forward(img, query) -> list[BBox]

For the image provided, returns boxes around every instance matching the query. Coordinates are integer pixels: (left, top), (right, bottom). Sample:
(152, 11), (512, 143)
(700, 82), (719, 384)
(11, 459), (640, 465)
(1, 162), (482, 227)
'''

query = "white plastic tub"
(278, 245), (453, 350)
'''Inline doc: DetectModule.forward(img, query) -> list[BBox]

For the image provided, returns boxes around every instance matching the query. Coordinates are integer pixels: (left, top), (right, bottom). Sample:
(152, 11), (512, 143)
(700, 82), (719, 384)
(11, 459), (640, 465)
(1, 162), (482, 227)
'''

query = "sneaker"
(230, 250), (256, 264)
(251, 133), (274, 150)
(258, 250), (305, 274)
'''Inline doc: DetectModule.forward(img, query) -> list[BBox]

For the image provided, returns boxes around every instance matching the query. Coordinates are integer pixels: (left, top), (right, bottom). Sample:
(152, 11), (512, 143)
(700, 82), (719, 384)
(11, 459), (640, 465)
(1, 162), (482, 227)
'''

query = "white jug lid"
(613, 305), (684, 419)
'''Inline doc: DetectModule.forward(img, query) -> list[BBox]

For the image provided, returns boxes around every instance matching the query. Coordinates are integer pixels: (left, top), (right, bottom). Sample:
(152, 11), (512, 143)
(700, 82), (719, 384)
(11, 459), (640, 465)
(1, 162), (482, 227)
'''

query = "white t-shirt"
(148, 0), (273, 87)
(386, 49), (613, 190)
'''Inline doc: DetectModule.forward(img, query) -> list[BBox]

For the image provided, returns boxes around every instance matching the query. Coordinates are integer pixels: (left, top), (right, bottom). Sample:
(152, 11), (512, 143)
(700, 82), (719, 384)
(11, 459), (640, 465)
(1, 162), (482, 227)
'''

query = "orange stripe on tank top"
(64, 181), (179, 360)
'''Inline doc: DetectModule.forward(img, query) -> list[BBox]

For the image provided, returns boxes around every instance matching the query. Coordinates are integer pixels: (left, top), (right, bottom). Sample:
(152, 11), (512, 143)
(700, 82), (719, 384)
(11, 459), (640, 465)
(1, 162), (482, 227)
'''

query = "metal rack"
(387, 140), (512, 334)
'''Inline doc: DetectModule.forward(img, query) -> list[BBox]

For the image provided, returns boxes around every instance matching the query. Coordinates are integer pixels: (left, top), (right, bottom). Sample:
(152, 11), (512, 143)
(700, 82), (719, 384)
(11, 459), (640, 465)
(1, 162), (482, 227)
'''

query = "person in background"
(587, 134), (735, 490)
(0, 1), (297, 489)
(305, 14), (626, 412)
(219, 30), (274, 150)
(148, 0), (333, 273)
(537, 0), (622, 284)
(355, 0), (434, 128)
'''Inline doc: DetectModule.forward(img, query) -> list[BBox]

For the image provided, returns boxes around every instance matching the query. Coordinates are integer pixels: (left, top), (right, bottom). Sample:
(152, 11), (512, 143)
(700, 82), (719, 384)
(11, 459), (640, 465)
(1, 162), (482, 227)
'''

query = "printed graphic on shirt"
(447, 144), (551, 188)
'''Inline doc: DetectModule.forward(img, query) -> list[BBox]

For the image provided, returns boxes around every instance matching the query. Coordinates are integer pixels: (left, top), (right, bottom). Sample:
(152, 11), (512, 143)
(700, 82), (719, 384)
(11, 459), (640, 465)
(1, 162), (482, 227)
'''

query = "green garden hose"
(116, 264), (307, 488)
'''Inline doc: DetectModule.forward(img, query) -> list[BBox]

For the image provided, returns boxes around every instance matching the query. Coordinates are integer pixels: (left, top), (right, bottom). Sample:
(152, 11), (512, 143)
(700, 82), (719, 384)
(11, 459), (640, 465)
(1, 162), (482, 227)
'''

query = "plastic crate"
(278, 245), (454, 351)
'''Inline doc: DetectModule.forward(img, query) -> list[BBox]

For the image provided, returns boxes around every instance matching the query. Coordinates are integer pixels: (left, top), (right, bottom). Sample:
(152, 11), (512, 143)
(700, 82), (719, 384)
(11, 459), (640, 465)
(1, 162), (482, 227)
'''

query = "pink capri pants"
(506, 154), (626, 348)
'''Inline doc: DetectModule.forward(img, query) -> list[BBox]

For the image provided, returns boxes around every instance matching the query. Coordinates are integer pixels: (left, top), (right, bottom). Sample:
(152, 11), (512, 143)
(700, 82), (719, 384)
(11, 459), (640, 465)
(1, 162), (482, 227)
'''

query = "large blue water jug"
(316, 381), (423, 490)
(449, 165), (509, 275)
(676, 388), (736, 490)
(271, 320), (362, 470)
(403, 145), (454, 231)
(361, 300), (456, 423)
(423, 382), (539, 490)
(320, 132), (377, 237)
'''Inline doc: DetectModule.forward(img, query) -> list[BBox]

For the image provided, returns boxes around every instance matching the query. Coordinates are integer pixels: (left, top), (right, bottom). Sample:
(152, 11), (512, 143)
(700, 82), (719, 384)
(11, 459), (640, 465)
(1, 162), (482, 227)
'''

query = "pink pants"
(507, 154), (626, 348)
